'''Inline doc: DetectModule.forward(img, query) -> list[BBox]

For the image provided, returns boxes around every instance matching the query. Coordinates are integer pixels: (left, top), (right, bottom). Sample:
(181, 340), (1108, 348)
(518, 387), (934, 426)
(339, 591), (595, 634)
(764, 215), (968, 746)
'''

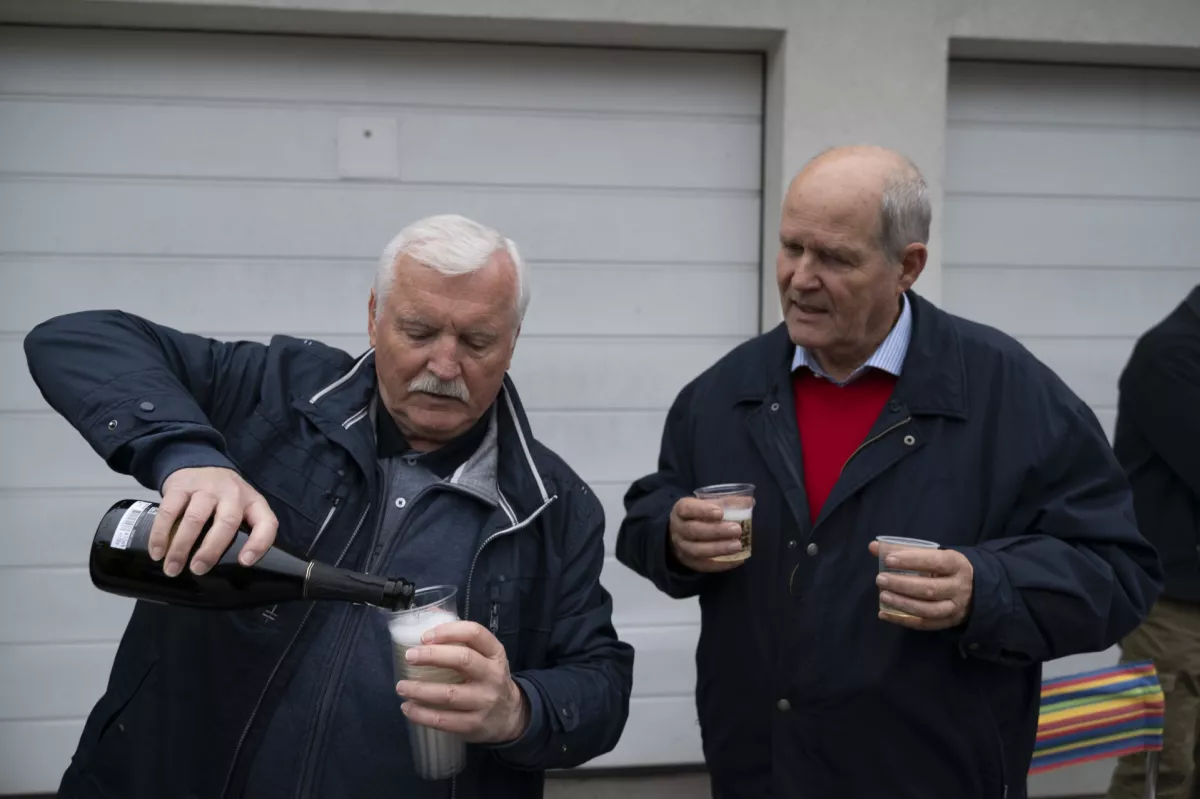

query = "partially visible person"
(616, 145), (1163, 798)
(25, 213), (633, 798)
(1106, 285), (1200, 799)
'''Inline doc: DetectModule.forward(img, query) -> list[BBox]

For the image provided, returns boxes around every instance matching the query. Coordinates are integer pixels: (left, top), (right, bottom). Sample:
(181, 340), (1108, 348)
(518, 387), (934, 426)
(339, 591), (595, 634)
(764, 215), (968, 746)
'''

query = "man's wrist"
(503, 679), (531, 743)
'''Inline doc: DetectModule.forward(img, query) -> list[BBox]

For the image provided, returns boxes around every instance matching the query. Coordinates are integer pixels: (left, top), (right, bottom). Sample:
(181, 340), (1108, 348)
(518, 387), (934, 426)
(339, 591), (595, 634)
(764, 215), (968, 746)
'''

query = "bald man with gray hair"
(617, 145), (1161, 798)
(25, 212), (634, 799)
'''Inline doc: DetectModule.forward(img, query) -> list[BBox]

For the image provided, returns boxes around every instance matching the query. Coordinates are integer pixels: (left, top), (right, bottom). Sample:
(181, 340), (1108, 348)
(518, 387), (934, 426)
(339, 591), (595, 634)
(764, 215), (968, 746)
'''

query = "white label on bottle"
(111, 501), (152, 550)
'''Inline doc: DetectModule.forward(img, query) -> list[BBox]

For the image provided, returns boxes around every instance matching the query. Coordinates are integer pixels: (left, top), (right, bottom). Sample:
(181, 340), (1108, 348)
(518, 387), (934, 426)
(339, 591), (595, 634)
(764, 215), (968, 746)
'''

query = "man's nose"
(790, 254), (820, 292)
(427, 336), (462, 381)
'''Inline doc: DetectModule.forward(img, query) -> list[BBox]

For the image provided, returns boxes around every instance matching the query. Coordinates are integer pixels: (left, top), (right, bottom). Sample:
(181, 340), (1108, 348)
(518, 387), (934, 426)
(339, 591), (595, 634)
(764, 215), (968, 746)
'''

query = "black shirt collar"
(375, 396), (490, 479)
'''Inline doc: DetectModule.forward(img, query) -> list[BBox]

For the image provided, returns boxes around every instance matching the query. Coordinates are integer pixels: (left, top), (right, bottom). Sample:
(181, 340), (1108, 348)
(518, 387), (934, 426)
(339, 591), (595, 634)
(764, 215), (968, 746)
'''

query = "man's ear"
(368, 290), (378, 349)
(898, 243), (928, 291)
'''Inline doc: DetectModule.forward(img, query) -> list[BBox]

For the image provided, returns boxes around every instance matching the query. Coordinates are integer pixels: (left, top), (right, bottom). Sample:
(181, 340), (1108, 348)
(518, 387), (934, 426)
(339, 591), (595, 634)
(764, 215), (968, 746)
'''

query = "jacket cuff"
(150, 441), (238, 492)
(488, 676), (549, 765)
(953, 546), (1015, 661)
(658, 516), (707, 597)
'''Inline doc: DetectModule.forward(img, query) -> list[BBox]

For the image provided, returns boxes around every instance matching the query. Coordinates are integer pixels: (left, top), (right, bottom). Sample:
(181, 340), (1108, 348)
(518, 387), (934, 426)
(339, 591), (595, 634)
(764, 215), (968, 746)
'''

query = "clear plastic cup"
(385, 585), (467, 781)
(694, 483), (755, 563)
(875, 536), (940, 618)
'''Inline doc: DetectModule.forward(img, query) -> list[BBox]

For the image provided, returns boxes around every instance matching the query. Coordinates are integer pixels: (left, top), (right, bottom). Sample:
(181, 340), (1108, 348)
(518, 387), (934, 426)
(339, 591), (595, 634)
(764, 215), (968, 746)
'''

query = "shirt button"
(806, 543), (818, 556)
(139, 401), (155, 412)
(777, 698), (791, 712)
(787, 540), (797, 549)
(403, 455), (418, 466)
(770, 402), (780, 412)
(394, 497), (407, 509)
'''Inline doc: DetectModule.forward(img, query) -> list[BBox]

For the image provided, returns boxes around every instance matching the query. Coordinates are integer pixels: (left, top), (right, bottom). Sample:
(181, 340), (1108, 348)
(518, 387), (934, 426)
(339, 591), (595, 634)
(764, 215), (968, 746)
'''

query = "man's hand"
(397, 621), (530, 744)
(669, 497), (744, 573)
(868, 541), (974, 631)
(150, 467), (278, 577)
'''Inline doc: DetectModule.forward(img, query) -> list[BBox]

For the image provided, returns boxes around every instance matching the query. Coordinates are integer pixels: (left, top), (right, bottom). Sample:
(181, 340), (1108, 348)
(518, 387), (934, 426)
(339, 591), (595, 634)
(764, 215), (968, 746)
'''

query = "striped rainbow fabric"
(1030, 660), (1165, 775)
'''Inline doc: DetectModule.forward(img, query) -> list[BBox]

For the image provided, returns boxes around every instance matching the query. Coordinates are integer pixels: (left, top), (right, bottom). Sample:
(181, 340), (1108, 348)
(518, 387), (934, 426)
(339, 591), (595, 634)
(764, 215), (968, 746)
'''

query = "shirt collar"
(791, 293), (912, 386)
(374, 393), (491, 479)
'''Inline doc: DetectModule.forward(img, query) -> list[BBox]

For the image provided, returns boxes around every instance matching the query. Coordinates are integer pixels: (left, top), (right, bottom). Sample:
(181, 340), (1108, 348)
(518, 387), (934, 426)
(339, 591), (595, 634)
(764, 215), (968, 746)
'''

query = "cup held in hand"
(384, 585), (467, 781)
(875, 536), (940, 619)
(694, 483), (755, 563)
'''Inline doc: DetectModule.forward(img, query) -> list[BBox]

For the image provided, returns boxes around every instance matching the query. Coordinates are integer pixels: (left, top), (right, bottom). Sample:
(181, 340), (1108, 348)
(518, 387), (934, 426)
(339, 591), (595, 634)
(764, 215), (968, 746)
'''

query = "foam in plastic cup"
(385, 585), (467, 781)
(694, 483), (755, 563)
(875, 536), (940, 619)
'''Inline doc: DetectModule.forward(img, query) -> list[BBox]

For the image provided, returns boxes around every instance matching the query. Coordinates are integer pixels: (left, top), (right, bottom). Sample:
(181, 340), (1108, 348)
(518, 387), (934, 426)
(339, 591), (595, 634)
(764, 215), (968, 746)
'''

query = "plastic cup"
(694, 483), (755, 563)
(875, 536), (940, 619)
(385, 585), (467, 781)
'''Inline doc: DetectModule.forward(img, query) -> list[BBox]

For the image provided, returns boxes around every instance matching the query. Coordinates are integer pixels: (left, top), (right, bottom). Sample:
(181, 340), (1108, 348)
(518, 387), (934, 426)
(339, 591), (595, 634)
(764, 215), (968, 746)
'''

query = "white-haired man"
(25, 214), (634, 799)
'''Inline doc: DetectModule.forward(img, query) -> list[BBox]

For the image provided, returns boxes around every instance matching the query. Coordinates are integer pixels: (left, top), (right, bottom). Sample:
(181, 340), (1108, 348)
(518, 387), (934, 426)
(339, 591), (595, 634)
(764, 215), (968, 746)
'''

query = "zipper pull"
(488, 602), (499, 634)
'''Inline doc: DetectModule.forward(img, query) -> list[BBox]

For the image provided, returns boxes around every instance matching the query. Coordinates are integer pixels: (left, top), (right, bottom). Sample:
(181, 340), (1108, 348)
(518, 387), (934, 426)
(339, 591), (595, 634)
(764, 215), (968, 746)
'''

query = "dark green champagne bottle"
(90, 499), (414, 611)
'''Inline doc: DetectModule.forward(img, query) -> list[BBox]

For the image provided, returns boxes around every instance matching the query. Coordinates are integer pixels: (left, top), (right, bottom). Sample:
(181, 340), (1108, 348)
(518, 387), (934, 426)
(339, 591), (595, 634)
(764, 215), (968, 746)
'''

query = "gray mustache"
(407, 372), (470, 403)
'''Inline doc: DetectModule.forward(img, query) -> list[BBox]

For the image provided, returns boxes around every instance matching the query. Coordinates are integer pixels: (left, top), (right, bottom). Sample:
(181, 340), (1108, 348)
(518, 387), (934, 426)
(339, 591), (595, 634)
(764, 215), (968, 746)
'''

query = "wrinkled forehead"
(384, 254), (519, 331)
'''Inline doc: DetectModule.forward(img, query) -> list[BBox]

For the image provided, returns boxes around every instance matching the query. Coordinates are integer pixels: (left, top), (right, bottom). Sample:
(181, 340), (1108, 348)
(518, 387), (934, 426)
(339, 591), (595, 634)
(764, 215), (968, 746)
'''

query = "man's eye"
(406, 330), (433, 341)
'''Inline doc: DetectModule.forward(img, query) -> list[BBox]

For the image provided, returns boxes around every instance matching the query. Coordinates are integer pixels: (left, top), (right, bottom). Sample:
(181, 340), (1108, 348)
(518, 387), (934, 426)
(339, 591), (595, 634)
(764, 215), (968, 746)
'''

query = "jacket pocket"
(78, 651), (159, 778)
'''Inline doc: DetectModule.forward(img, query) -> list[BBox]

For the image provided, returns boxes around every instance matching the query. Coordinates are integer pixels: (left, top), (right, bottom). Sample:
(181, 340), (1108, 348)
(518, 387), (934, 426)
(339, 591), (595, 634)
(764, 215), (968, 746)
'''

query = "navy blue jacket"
(24, 310), (633, 799)
(616, 291), (1162, 799)
(1113, 286), (1200, 602)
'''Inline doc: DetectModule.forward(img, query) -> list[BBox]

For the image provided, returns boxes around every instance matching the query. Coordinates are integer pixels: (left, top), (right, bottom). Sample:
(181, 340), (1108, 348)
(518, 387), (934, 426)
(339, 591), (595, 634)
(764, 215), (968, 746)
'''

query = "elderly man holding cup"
(615, 145), (1162, 799)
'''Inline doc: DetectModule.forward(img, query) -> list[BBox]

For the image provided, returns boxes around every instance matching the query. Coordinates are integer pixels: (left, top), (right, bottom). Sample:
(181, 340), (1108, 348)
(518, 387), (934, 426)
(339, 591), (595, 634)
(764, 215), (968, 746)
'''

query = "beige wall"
(3, 0), (1194, 329)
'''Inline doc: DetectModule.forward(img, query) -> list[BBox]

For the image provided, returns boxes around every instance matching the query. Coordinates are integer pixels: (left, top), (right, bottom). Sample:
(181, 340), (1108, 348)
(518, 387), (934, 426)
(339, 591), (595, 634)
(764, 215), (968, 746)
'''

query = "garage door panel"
(588, 696), (703, 768)
(946, 126), (1200, 199)
(509, 337), (738, 413)
(0, 718), (81, 794)
(1020, 337), (1136, 409)
(0, 179), (761, 265)
(0, 100), (761, 191)
(1, 257), (757, 339)
(605, 559), (700, 627)
(0, 642), (116, 719)
(617, 625), (699, 698)
(948, 62), (1200, 129)
(529, 410), (666, 484)
(0, 567), (132, 644)
(944, 267), (1199, 336)
(0, 28), (762, 119)
(943, 197), (1198, 268)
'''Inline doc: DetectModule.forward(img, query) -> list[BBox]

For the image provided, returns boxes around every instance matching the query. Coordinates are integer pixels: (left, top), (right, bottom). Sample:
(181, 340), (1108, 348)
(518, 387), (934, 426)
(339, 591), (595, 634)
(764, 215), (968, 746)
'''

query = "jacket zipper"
(296, 484), (443, 799)
(220, 502), (370, 798)
(307, 496), (342, 557)
(454, 494), (553, 799)
(463, 495), (556, 620)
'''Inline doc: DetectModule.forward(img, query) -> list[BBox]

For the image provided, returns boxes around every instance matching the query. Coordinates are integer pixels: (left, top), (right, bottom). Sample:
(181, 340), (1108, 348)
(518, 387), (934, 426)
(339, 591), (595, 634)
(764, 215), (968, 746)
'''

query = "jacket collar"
(298, 350), (554, 520)
(735, 290), (968, 419)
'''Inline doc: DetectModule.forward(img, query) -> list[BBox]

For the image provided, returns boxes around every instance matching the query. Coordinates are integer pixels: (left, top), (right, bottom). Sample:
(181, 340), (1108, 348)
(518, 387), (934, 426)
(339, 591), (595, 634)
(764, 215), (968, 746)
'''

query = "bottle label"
(111, 501), (153, 550)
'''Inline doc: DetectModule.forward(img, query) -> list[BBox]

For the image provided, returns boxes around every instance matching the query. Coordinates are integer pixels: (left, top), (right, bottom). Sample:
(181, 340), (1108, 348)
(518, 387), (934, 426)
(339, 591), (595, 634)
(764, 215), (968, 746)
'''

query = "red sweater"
(793, 369), (897, 524)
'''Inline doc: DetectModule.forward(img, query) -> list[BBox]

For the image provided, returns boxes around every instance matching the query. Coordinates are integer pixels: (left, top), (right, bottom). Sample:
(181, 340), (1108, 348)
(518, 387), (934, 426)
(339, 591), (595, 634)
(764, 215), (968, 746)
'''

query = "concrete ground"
(543, 773), (1104, 799)
(545, 772), (711, 799)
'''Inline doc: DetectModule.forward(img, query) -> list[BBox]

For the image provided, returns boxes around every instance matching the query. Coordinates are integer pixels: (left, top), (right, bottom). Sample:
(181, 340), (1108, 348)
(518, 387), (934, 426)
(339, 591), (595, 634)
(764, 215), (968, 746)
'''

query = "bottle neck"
(304, 561), (414, 609)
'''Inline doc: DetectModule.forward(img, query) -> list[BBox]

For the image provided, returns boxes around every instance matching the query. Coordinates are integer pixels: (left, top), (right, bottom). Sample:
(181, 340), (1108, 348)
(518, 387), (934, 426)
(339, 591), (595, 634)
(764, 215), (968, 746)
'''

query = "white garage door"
(944, 61), (1200, 797)
(0, 26), (762, 791)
